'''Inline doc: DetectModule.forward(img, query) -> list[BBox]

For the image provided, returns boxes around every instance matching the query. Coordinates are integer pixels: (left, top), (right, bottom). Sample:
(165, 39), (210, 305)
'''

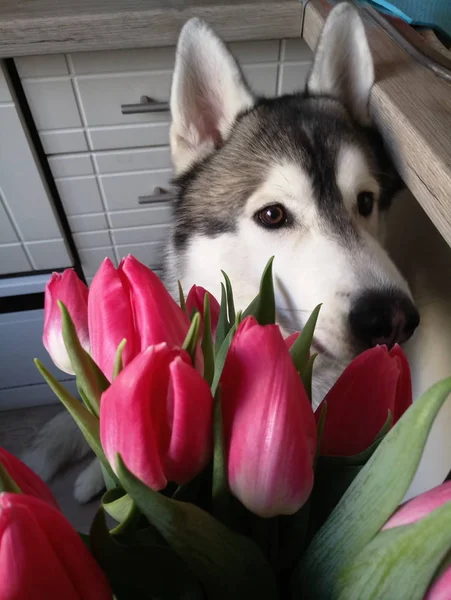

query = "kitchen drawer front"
(0, 308), (75, 410)
(52, 147), (175, 278)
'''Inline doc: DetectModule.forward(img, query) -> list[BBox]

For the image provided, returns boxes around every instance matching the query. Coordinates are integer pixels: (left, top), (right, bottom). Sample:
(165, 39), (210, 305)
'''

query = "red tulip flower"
(186, 285), (220, 337)
(383, 482), (451, 600)
(221, 317), (317, 518)
(0, 493), (112, 600)
(100, 344), (213, 490)
(89, 256), (197, 380)
(43, 269), (89, 374)
(316, 345), (412, 457)
(0, 448), (59, 510)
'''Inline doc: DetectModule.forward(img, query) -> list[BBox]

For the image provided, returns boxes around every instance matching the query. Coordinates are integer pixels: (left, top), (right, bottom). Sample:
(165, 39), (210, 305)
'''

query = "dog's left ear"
(306, 2), (374, 124)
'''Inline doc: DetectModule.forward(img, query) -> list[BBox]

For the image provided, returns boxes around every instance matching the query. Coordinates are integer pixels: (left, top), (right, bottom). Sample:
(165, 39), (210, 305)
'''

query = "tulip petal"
(383, 482), (451, 530)
(100, 345), (169, 491)
(88, 258), (137, 381)
(186, 285), (221, 337)
(390, 344), (413, 423)
(0, 448), (59, 509)
(425, 562), (451, 600)
(221, 317), (316, 517)
(0, 493), (111, 600)
(43, 270), (89, 374)
(121, 256), (191, 350)
(165, 357), (213, 484)
(317, 346), (401, 456)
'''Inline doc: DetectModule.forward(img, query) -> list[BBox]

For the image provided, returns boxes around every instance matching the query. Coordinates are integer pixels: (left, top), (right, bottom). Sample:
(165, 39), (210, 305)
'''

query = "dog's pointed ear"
(170, 18), (255, 174)
(306, 3), (374, 124)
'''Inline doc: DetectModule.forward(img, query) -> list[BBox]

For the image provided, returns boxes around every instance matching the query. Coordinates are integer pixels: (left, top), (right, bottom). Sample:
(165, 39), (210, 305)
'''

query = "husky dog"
(23, 2), (419, 503)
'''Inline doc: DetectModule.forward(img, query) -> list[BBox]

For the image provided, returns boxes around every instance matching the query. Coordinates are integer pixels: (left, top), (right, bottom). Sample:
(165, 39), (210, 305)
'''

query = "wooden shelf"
(0, 0), (302, 56)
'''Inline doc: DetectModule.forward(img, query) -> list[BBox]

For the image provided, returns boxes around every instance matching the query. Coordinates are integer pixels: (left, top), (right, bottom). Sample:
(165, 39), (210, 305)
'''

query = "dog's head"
(166, 3), (419, 367)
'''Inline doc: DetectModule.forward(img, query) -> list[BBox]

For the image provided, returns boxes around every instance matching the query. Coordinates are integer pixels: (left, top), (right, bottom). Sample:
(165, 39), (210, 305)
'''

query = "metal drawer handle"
(138, 187), (177, 205)
(121, 95), (169, 114)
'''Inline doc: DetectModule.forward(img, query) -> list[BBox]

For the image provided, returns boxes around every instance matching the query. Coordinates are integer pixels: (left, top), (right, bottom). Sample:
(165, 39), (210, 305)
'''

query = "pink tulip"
(89, 256), (196, 380)
(43, 269), (89, 374)
(186, 285), (221, 337)
(0, 493), (112, 600)
(383, 482), (451, 600)
(0, 448), (59, 510)
(383, 482), (451, 530)
(316, 344), (412, 457)
(425, 564), (451, 600)
(100, 343), (213, 490)
(221, 316), (317, 518)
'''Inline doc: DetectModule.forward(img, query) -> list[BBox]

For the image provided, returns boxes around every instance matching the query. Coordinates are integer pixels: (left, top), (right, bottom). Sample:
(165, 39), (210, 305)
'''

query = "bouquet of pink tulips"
(2, 255), (451, 599)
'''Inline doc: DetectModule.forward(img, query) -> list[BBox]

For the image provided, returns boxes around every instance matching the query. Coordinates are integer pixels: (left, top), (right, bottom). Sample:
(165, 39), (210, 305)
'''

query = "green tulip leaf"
(102, 488), (139, 534)
(212, 386), (232, 526)
(294, 376), (451, 600)
(59, 301), (109, 416)
(182, 311), (201, 368)
(90, 508), (204, 600)
(34, 359), (117, 484)
(337, 500), (451, 600)
(116, 455), (278, 600)
(112, 339), (127, 380)
(302, 352), (318, 402)
(290, 304), (321, 375)
(202, 293), (215, 387)
(178, 280), (187, 314)
(211, 319), (238, 396)
(221, 270), (236, 325)
(215, 282), (230, 352)
(0, 463), (21, 494)
(242, 256), (276, 325)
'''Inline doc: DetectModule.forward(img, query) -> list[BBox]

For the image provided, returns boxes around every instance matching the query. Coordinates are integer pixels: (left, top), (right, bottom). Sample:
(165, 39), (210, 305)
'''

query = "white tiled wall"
(0, 64), (72, 275)
(15, 39), (313, 279)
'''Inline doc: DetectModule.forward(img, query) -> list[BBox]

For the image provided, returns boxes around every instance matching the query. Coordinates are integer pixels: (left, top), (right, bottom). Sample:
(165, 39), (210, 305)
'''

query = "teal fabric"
(358, 0), (451, 37)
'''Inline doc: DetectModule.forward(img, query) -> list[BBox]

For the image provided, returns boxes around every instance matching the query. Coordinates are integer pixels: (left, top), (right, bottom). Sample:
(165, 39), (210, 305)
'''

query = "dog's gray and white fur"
(22, 2), (420, 503)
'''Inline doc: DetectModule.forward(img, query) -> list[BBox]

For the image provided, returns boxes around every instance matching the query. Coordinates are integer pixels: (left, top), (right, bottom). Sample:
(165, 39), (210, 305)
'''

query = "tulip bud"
(383, 482), (451, 600)
(383, 482), (451, 531)
(100, 343), (213, 490)
(89, 256), (196, 380)
(43, 270), (89, 374)
(0, 493), (112, 599)
(221, 316), (316, 518)
(316, 344), (412, 456)
(0, 448), (59, 509)
(186, 285), (221, 337)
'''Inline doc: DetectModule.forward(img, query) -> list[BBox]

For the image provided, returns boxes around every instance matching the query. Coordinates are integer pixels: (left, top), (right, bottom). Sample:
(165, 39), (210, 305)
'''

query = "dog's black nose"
(349, 289), (420, 349)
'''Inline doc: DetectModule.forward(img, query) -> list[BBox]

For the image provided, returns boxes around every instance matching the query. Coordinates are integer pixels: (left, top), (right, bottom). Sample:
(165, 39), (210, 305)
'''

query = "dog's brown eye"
(357, 192), (374, 217)
(257, 205), (287, 229)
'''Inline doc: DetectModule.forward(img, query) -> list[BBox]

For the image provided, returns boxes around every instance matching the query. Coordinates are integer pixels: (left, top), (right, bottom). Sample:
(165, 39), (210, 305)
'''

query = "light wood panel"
(0, 0), (303, 56)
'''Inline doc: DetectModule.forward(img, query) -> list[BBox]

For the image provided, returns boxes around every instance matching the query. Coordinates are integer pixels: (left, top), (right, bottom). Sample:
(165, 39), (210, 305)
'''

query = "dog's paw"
(74, 459), (105, 504)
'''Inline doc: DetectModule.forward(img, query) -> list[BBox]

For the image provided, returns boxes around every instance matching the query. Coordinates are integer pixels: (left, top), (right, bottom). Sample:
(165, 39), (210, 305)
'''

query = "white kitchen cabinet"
(0, 64), (73, 275)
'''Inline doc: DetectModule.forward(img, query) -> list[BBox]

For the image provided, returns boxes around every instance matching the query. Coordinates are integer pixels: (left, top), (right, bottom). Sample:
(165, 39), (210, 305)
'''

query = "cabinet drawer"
(101, 169), (173, 212)
(0, 309), (75, 410)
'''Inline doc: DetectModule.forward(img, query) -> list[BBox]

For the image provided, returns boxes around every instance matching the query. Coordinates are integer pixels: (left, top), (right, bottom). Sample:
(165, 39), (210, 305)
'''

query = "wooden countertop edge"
(303, 0), (451, 248)
(0, 1), (303, 57)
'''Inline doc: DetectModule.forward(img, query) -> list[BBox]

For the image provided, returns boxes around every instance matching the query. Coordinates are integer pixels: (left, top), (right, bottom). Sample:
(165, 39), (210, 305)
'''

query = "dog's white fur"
(22, 3), (451, 504)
